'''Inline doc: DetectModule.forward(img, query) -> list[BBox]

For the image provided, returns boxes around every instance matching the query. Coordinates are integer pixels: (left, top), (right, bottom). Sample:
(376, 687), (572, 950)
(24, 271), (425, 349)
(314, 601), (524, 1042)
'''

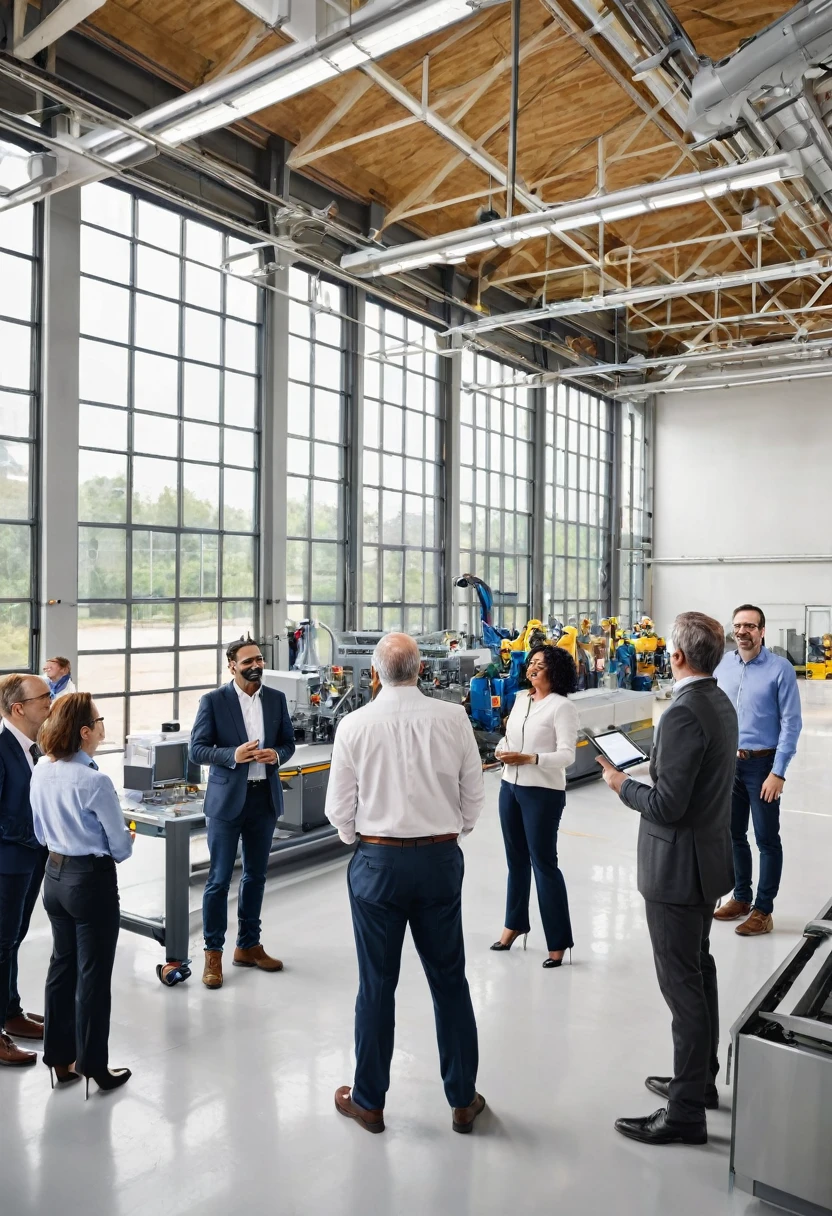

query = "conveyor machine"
(729, 895), (832, 1215)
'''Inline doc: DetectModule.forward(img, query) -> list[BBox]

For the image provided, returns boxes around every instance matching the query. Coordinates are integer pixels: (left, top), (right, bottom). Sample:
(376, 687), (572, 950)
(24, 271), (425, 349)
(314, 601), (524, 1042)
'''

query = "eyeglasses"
(90, 717), (104, 725)
(20, 693), (51, 704)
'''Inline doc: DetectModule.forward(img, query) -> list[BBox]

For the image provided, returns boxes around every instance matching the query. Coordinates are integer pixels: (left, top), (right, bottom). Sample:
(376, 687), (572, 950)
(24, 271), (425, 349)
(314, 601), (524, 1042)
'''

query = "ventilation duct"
(688, 1), (832, 142)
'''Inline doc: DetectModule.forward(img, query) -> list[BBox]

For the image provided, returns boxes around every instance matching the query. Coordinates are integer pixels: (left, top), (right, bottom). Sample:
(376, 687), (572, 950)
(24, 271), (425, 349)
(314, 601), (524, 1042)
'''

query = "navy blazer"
(0, 726), (38, 850)
(189, 683), (295, 822)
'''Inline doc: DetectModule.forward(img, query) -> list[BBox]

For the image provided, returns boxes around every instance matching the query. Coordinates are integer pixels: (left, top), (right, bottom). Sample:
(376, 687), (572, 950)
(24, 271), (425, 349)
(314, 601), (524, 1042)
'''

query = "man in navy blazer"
(0, 674), (53, 1065)
(190, 636), (295, 990)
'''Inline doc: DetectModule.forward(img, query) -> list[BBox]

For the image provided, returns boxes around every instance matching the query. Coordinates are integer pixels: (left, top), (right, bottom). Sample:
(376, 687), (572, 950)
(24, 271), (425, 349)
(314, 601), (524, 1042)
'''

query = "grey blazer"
(618, 678), (738, 905)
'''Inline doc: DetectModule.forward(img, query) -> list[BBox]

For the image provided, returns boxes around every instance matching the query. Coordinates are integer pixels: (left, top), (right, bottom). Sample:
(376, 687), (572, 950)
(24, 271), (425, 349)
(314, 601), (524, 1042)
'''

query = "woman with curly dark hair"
(492, 644), (578, 968)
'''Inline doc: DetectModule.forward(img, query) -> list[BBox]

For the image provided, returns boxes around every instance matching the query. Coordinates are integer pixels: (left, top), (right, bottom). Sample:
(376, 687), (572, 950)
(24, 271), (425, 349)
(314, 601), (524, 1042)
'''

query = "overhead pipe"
(649, 554), (832, 565)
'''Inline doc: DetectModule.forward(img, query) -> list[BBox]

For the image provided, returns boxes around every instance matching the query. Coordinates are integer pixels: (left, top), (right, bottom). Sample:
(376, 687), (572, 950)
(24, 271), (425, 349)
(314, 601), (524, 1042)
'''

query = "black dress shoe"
(615, 1108), (707, 1145)
(645, 1076), (719, 1110)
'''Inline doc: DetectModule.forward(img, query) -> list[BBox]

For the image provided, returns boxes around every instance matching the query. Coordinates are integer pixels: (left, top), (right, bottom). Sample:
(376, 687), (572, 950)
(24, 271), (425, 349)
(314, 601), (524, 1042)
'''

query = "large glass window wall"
(76, 183), (261, 756)
(361, 302), (443, 634)
(0, 203), (38, 671)
(543, 384), (613, 626)
(458, 351), (532, 634)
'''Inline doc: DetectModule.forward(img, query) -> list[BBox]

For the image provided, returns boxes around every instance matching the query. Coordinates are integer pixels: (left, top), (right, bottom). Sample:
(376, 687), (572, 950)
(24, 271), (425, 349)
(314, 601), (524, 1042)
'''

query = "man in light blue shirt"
(713, 603), (802, 936)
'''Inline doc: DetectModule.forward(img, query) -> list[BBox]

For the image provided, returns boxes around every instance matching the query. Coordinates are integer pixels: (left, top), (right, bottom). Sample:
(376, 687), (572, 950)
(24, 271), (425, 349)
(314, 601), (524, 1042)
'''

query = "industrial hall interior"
(2, 0), (832, 1213)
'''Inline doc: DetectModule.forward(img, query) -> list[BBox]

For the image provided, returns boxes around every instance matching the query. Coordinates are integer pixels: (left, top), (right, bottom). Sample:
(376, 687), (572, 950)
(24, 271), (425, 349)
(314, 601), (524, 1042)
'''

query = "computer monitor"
(152, 742), (188, 786)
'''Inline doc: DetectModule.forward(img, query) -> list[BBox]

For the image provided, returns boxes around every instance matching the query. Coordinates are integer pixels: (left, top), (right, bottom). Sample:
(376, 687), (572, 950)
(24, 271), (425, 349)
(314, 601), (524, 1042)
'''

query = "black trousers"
(644, 899), (720, 1124)
(42, 856), (121, 1077)
(0, 848), (46, 1023)
(498, 782), (573, 952)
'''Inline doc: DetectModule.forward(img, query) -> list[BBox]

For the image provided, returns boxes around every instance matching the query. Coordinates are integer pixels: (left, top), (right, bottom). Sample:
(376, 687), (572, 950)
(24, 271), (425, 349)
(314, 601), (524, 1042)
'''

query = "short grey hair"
(372, 633), (421, 686)
(0, 674), (41, 718)
(671, 612), (726, 675)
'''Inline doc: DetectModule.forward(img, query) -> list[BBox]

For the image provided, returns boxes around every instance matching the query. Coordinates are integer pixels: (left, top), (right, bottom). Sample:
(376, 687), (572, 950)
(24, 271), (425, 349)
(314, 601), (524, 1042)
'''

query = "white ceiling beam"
(287, 75), (376, 166)
(14, 0), (106, 59)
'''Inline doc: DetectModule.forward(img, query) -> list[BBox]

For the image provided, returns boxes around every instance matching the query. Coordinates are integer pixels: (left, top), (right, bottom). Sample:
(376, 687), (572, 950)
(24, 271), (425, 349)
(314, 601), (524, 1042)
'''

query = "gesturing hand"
(234, 740), (260, 764)
(252, 749), (278, 766)
(499, 751), (535, 766)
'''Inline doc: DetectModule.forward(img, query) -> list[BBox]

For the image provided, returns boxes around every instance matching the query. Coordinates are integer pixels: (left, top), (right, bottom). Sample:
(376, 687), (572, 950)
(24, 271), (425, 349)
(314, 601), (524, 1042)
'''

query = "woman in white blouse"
(492, 645), (579, 968)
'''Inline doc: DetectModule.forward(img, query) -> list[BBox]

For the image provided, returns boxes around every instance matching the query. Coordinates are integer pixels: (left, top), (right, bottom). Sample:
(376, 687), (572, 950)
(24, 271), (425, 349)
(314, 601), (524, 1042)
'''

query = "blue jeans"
(731, 756), (782, 915)
(0, 848), (46, 1024)
(203, 783), (276, 952)
(499, 782), (573, 952)
(347, 840), (478, 1111)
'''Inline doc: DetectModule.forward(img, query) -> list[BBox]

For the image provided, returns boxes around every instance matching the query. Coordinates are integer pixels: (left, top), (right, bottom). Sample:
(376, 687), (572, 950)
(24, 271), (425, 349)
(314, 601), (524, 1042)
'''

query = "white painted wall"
(650, 380), (832, 649)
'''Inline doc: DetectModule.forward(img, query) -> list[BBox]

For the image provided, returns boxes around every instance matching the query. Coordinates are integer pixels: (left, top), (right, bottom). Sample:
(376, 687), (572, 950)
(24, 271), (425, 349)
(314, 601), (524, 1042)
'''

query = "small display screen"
(591, 730), (648, 770)
(153, 742), (188, 785)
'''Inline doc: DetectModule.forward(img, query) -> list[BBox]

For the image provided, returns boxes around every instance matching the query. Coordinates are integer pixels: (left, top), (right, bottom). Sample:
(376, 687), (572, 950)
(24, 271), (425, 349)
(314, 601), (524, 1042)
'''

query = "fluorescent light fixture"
(442, 256), (831, 337)
(341, 152), (801, 278)
(92, 0), (491, 159)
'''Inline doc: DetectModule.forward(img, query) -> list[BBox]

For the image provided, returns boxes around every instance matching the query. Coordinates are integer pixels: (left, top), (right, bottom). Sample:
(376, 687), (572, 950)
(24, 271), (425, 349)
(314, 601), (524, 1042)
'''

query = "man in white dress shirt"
(326, 633), (486, 1135)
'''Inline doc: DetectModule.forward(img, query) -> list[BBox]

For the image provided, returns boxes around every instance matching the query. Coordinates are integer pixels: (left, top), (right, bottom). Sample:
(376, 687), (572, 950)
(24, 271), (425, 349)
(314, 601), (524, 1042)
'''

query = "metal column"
(443, 337), (462, 626)
(260, 265), (290, 668)
(345, 286), (365, 628)
(40, 188), (81, 670)
(163, 817), (193, 962)
(531, 384), (547, 621)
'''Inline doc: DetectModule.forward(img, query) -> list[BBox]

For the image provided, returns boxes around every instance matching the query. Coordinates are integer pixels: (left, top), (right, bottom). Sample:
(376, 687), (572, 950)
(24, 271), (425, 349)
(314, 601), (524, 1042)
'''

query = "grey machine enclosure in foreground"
(730, 895), (832, 1216)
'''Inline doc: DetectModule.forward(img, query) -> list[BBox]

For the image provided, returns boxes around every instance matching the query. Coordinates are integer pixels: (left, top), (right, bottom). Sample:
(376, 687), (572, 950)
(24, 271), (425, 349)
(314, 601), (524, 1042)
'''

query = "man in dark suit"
(598, 611), (737, 1146)
(0, 674), (53, 1065)
(190, 636), (295, 990)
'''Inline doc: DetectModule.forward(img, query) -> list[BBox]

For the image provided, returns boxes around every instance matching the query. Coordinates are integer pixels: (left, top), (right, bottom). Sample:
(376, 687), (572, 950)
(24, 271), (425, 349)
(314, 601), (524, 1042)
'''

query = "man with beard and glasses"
(190, 635), (295, 990)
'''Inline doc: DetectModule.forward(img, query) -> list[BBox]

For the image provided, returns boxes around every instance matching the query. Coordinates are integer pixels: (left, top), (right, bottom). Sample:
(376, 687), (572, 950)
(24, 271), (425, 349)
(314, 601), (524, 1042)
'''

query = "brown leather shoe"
(736, 909), (773, 937)
(334, 1086), (384, 1134)
(4, 1014), (44, 1039)
(202, 950), (223, 989)
(714, 898), (751, 922)
(0, 1031), (36, 1067)
(452, 1093), (486, 1134)
(233, 944), (283, 972)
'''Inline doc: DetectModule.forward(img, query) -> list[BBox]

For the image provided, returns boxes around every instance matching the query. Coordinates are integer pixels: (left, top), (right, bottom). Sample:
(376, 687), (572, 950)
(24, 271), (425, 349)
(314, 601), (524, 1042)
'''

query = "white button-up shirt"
(1, 719), (36, 771)
(495, 690), (578, 790)
(233, 680), (266, 781)
(325, 684), (484, 845)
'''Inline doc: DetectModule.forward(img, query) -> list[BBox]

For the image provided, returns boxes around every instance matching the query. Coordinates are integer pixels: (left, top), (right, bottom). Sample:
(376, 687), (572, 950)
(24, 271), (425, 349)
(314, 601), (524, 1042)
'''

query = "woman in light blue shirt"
(31, 693), (133, 1097)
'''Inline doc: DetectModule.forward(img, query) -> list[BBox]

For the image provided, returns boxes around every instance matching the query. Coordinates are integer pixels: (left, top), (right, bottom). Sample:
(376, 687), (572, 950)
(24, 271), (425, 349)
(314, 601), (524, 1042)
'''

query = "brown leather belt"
(359, 833), (459, 848)
(737, 748), (777, 760)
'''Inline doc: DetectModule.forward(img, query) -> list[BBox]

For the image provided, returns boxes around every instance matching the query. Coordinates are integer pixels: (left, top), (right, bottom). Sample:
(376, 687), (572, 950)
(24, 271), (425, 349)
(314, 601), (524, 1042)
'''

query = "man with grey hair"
(597, 611), (737, 1147)
(325, 632), (485, 1136)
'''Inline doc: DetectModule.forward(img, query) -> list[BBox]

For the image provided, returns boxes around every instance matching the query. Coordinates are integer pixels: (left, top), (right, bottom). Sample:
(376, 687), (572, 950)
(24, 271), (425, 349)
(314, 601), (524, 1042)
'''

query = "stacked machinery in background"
(264, 577), (664, 772)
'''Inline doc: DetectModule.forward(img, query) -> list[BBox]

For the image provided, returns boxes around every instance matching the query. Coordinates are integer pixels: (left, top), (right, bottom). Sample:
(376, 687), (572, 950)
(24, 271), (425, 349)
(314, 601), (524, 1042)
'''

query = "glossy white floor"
(6, 682), (832, 1216)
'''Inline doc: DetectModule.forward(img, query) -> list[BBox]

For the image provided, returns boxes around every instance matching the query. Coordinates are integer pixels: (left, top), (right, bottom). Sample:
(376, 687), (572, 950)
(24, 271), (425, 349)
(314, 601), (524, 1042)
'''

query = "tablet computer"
(591, 729), (649, 771)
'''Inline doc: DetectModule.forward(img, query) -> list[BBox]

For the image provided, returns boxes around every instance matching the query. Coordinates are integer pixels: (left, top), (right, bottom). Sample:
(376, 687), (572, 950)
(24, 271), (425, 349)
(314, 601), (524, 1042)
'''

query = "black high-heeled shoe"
(85, 1068), (132, 1100)
(46, 1062), (81, 1089)
(543, 948), (572, 969)
(490, 931), (527, 952)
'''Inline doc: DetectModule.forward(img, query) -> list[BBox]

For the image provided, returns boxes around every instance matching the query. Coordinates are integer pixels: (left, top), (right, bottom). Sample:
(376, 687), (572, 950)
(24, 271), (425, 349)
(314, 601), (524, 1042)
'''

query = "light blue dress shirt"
(30, 752), (133, 863)
(713, 646), (803, 777)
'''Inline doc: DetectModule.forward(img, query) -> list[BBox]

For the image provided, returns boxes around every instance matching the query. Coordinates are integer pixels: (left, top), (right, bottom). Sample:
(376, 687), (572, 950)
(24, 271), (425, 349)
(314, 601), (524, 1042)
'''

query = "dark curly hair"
(523, 644), (577, 697)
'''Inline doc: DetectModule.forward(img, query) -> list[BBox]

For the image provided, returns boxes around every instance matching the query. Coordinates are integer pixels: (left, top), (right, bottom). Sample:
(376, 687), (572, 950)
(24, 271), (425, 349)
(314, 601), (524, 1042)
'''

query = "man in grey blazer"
(598, 611), (737, 1146)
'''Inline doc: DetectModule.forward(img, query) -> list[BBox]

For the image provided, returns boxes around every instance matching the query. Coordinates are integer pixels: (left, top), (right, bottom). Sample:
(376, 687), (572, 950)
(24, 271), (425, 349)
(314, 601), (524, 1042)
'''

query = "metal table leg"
(164, 816), (193, 963)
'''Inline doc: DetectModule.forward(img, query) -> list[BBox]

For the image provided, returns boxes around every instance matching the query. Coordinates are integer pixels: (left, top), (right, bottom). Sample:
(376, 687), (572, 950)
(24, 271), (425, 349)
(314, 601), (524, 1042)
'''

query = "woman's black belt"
(47, 852), (114, 871)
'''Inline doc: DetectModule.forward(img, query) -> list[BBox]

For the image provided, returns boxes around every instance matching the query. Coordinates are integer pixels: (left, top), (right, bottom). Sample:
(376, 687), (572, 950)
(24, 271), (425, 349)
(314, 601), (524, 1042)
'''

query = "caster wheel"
(157, 959), (191, 986)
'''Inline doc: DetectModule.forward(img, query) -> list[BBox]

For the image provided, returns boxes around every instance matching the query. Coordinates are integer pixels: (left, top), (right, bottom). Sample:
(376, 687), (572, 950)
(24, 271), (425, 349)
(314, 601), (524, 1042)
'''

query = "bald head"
(372, 633), (420, 687)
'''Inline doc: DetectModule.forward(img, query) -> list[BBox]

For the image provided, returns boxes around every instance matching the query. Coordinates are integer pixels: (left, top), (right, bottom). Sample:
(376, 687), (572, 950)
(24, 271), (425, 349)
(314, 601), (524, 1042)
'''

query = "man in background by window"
(714, 604), (802, 937)
(190, 636), (295, 990)
(0, 674), (53, 1064)
(43, 657), (76, 701)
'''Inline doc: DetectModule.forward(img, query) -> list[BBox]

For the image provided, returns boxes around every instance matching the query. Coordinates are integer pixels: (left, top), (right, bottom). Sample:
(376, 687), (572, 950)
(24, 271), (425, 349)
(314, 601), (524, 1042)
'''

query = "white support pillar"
(40, 187), (81, 670)
(531, 384), (546, 621)
(345, 287), (365, 629)
(443, 340), (462, 627)
(260, 266), (290, 668)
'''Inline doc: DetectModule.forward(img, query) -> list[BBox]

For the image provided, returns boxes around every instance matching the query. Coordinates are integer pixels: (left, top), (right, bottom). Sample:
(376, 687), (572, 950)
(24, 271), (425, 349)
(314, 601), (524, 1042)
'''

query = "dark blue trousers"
(0, 848), (46, 1024)
(203, 783), (276, 951)
(347, 840), (478, 1112)
(731, 756), (782, 915)
(499, 781), (573, 952)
